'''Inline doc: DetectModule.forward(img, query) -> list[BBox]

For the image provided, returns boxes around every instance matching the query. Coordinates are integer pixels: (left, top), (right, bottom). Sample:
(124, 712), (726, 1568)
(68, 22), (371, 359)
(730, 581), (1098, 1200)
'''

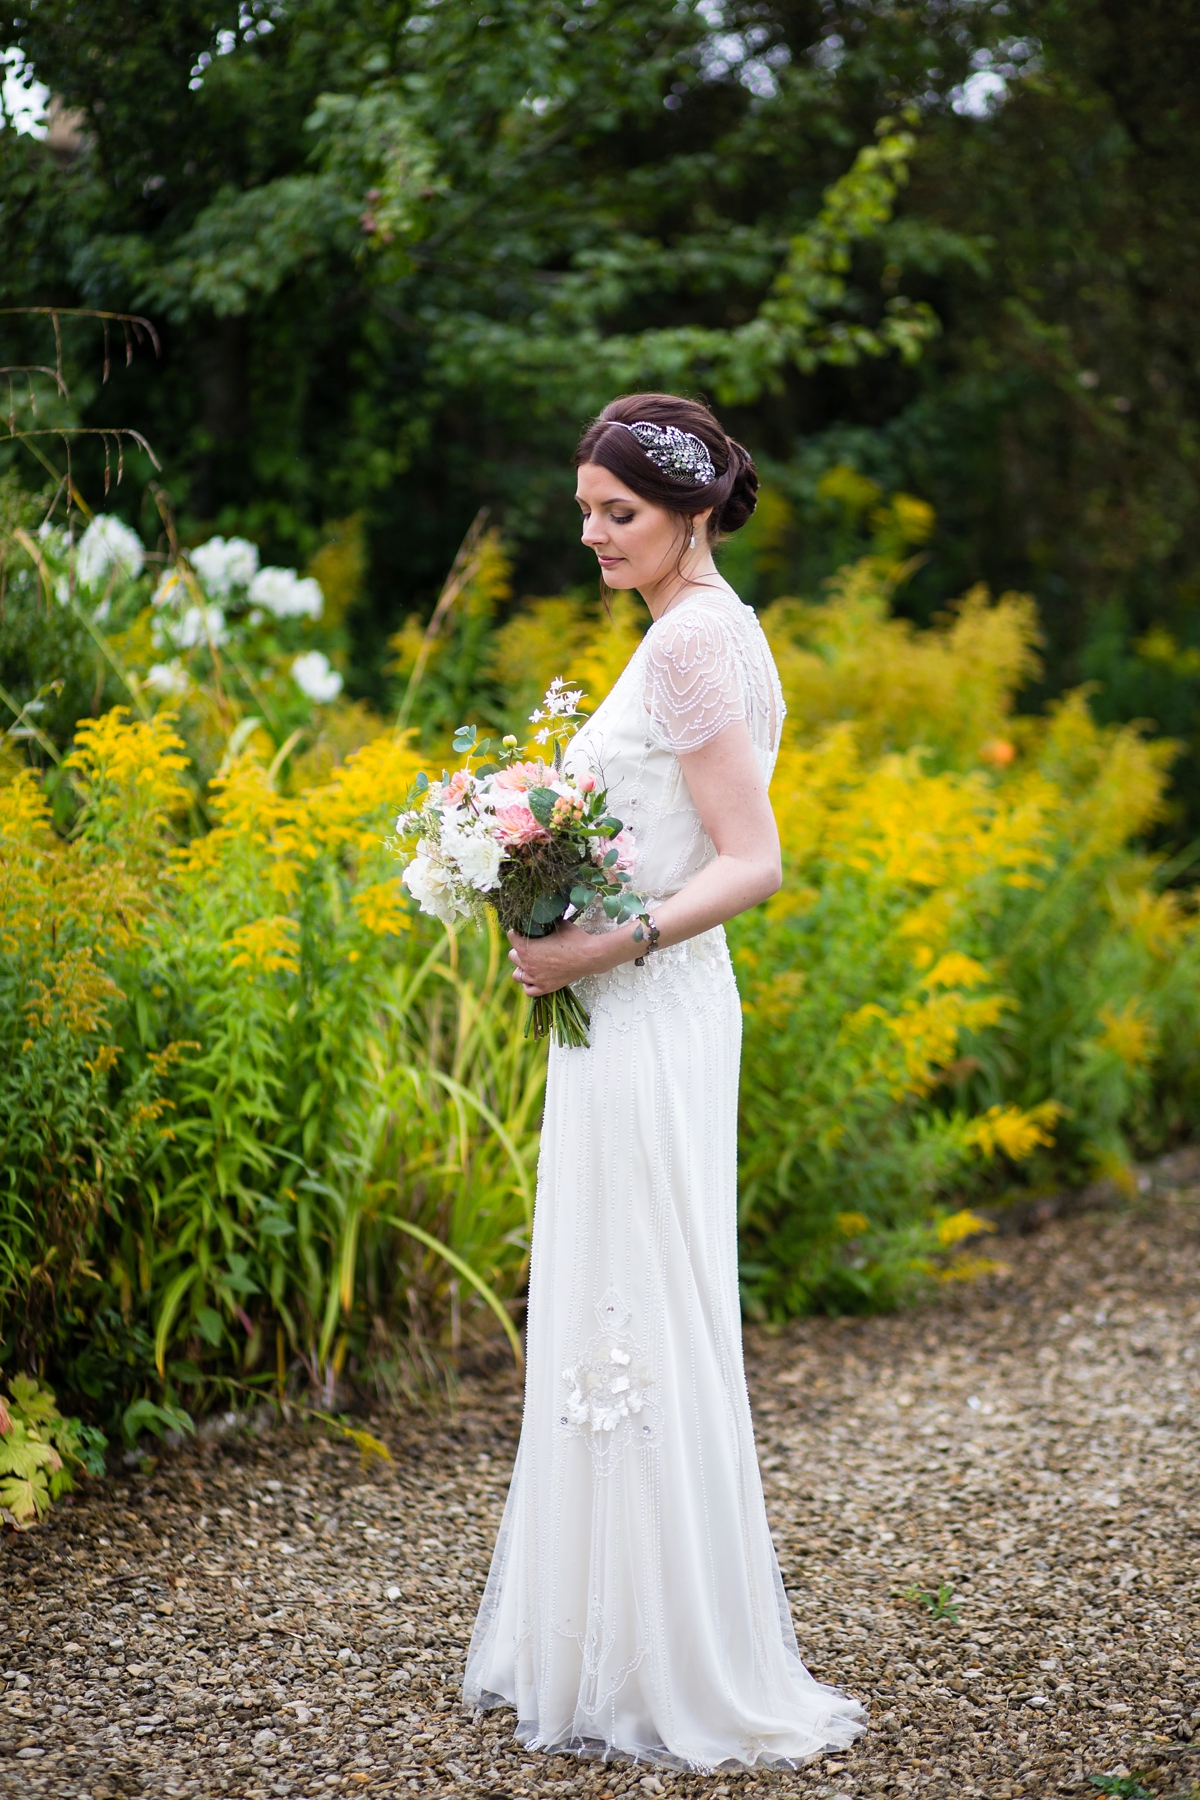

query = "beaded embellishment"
(612, 420), (716, 486)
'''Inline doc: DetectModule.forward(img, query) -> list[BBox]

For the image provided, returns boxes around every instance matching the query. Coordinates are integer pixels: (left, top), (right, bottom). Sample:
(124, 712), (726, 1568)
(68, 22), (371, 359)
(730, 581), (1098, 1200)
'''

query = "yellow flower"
(836, 1211), (871, 1237)
(1096, 1000), (1156, 1071)
(922, 952), (989, 990)
(66, 706), (190, 843)
(935, 1208), (996, 1249)
(967, 1101), (1063, 1160)
(352, 880), (411, 938)
(226, 915), (300, 976)
(24, 948), (123, 1038)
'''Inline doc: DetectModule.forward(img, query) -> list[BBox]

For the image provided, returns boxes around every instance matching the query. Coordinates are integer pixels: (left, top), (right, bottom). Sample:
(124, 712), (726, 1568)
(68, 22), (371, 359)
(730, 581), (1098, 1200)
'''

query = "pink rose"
(444, 769), (474, 804)
(577, 772), (596, 793)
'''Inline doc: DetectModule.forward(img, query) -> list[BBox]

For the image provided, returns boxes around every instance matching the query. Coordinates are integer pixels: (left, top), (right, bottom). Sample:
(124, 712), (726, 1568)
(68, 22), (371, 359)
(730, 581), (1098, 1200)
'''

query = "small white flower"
(144, 661), (190, 697)
(76, 514), (145, 589)
(291, 650), (343, 703)
(152, 568), (187, 608)
(157, 603), (227, 650)
(609, 1347), (630, 1365)
(251, 566), (324, 620)
(190, 535), (260, 597)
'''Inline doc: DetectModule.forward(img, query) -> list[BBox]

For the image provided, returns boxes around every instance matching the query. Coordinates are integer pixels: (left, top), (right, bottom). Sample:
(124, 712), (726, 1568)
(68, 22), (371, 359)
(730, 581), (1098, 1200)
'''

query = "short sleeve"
(644, 606), (746, 754)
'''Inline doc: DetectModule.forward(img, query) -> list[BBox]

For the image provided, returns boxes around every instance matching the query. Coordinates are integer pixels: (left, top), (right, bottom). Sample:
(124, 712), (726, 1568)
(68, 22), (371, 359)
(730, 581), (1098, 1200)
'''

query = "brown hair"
(575, 393), (759, 546)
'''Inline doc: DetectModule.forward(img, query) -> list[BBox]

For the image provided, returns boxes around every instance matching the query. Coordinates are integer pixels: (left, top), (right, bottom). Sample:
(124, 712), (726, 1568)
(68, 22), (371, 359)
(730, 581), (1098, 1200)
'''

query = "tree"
(4, 0), (1200, 829)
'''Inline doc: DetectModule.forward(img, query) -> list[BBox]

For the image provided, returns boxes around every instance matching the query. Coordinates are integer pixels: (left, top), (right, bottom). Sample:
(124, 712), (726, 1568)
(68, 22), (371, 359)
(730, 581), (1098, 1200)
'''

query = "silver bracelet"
(633, 912), (660, 967)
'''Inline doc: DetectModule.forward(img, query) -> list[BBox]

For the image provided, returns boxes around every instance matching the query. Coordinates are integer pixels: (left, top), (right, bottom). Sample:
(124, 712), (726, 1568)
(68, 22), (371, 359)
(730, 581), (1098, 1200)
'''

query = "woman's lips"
(597, 555), (622, 567)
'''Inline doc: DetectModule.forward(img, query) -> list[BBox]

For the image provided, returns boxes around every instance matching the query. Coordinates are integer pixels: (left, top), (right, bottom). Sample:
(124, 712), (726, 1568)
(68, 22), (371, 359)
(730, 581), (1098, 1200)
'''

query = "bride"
(462, 393), (866, 1770)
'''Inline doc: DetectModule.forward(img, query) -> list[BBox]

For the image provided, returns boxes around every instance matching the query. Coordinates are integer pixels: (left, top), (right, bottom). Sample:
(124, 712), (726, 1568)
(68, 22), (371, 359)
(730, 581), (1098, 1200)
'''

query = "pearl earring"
(689, 529), (696, 550)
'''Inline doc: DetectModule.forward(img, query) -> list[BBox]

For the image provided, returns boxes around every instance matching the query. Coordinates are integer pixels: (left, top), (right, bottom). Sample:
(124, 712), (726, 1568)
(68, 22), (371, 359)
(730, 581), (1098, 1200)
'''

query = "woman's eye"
(611, 512), (634, 525)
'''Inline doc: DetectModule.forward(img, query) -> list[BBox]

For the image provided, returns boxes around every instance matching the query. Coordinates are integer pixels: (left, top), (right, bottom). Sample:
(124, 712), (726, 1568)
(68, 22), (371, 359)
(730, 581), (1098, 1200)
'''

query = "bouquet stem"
(525, 983), (592, 1049)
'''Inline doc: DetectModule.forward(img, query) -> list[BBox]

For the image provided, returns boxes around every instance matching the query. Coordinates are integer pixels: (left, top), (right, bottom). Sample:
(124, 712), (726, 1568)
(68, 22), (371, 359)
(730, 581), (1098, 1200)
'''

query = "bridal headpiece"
(611, 420), (716, 487)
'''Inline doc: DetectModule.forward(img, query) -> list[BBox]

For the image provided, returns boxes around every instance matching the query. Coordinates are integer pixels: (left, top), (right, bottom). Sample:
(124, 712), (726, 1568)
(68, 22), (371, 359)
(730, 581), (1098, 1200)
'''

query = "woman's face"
(575, 461), (688, 591)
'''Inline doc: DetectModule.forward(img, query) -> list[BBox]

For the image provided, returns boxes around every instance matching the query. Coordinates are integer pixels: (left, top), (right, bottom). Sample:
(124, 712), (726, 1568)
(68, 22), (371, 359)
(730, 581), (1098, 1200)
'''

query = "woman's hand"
(508, 923), (601, 997)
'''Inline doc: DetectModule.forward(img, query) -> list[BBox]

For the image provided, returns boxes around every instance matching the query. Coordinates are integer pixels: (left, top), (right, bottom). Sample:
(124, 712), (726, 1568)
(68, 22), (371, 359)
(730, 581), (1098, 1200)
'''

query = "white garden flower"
(250, 567), (324, 620)
(144, 661), (190, 697)
(190, 535), (260, 597)
(152, 568), (187, 608)
(159, 603), (227, 650)
(76, 514), (145, 589)
(402, 848), (469, 925)
(448, 829), (503, 893)
(291, 650), (343, 703)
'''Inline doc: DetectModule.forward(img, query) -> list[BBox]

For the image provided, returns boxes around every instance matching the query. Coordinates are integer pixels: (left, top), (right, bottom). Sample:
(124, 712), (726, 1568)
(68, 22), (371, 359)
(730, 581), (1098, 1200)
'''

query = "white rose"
(402, 850), (468, 925)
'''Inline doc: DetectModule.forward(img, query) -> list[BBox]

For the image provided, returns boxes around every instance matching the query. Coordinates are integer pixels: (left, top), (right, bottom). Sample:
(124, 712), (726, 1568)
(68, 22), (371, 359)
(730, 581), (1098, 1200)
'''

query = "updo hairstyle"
(575, 393), (759, 547)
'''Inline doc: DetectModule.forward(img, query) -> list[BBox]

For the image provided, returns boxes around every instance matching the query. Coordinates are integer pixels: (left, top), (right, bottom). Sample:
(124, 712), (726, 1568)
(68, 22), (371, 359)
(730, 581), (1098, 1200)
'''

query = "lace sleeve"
(644, 605), (746, 754)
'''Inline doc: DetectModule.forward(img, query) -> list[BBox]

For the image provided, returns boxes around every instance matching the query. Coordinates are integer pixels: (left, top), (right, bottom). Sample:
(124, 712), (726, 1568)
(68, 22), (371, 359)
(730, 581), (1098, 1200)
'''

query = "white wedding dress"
(463, 582), (866, 1769)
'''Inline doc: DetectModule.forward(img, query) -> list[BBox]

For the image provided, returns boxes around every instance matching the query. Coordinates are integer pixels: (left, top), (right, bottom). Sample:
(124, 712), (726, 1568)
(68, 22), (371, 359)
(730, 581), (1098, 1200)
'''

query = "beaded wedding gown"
(463, 582), (866, 1769)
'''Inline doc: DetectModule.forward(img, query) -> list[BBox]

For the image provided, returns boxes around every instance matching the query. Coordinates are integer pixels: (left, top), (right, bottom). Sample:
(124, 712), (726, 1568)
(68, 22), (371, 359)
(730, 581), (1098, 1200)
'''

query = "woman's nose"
(581, 518), (606, 547)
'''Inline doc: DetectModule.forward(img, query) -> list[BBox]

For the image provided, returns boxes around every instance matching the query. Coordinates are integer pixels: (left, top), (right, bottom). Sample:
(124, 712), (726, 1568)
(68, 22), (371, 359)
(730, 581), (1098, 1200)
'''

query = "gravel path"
(3, 1165), (1199, 1800)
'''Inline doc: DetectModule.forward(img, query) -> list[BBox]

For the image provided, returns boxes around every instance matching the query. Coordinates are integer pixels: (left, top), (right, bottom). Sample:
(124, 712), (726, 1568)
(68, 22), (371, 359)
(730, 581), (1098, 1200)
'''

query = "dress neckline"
(648, 581), (740, 630)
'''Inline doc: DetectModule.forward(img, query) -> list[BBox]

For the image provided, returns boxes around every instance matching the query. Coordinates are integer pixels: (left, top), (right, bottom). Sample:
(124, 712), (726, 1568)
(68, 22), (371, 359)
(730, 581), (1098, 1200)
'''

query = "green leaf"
(76, 1426), (109, 1480)
(258, 1215), (295, 1238)
(531, 892), (567, 925)
(602, 895), (622, 919)
(527, 785), (557, 826)
(0, 1473), (47, 1524)
(8, 1373), (57, 1426)
(603, 847), (619, 867)
(452, 724), (477, 752)
(569, 886), (594, 908)
(196, 1306), (225, 1346)
(122, 1398), (194, 1447)
(154, 1265), (201, 1375)
(0, 1419), (60, 1482)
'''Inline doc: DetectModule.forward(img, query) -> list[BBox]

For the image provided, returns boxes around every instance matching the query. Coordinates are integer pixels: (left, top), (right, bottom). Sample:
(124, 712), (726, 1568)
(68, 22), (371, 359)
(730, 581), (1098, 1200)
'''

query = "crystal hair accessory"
(612, 420), (716, 487)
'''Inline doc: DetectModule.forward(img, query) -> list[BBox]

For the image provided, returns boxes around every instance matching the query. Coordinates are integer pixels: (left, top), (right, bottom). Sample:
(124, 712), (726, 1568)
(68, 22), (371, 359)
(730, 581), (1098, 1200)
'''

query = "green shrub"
(0, 1374), (107, 1528)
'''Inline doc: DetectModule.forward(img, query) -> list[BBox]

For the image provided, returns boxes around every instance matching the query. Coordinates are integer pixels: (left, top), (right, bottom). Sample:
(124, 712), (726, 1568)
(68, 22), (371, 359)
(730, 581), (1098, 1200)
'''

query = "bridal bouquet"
(394, 681), (649, 1047)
